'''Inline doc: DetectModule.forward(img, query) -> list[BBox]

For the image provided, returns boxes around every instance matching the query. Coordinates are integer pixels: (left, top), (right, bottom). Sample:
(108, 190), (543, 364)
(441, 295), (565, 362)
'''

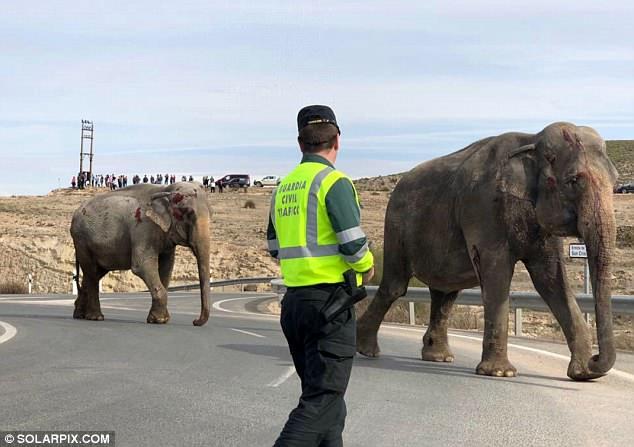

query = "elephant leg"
(523, 239), (599, 380)
(158, 249), (176, 289)
(73, 248), (105, 321)
(357, 261), (411, 358)
(73, 276), (87, 320)
(422, 289), (458, 362)
(73, 246), (91, 319)
(473, 246), (517, 377)
(83, 267), (106, 321)
(73, 285), (88, 319)
(133, 258), (170, 324)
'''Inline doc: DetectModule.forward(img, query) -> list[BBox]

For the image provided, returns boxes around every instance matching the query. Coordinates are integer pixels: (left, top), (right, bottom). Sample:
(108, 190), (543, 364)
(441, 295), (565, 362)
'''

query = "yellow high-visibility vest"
(270, 161), (363, 287)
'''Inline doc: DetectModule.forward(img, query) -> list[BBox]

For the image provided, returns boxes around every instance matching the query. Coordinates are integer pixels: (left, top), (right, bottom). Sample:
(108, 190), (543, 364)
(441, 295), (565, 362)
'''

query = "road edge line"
(267, 366), (296, 387)
(0, 321), (18, 345)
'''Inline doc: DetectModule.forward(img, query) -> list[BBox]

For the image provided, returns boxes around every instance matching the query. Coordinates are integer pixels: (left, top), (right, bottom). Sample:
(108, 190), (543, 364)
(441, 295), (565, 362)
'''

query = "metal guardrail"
(271, 279), (634, 336)
(167, 276), (634, 336)
(167, 276), (278, 292)
(363, 286), (634, 316)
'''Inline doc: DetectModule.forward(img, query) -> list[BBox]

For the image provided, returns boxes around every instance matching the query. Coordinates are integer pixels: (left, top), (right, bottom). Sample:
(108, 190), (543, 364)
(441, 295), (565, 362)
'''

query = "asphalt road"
(1, 292), (633, 447)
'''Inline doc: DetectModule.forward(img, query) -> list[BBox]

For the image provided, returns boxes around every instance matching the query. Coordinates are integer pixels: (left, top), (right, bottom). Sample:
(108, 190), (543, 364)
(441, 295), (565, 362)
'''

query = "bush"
(617, 226), (634, 248)
(243, 200), (256, 209)
(0, 280), (28, 294)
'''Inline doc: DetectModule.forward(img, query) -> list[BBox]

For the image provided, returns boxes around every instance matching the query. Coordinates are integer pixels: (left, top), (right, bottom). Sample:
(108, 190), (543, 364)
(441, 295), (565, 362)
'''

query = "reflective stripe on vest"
(275, 166), (339, 259)
(335, 226), (365, 244)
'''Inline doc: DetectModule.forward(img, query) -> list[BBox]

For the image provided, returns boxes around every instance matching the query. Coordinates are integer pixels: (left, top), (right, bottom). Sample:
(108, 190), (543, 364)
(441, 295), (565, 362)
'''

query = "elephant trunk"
(578, 174), (616, 375)
(191, 216), (211, 326)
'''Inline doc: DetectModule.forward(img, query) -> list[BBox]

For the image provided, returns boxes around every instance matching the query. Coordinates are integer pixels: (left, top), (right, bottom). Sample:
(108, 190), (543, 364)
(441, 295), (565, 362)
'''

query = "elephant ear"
(146, 192), (172, 233)
(496, 144), (538, 202)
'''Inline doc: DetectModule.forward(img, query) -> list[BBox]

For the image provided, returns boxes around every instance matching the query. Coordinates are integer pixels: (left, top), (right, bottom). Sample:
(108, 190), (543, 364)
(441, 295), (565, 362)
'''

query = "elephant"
(70, 182), (211, 326)
(356, 122), (618, 381)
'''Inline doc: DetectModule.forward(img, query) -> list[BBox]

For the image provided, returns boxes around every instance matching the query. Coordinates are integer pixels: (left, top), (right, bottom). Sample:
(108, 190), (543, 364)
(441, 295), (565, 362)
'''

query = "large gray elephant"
(357, 122), (618, 381)
(70, 182), (211, 326)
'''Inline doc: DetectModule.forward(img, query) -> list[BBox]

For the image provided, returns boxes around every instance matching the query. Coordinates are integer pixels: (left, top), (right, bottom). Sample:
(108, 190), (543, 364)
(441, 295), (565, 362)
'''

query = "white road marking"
(267, 366), (297, 387)
(0, 297), (251, 321)
(213, 296), (279, 318)
(380, 325), (634, 384)
(0, 295), (182, 302)
(230, 328), (266, 338)
(214, 297), (295, 387)
(0, 299), (75, 306)
(101, 305), (143, 312)
(0, 321), (18, 345)
(9, 293), (631, 383)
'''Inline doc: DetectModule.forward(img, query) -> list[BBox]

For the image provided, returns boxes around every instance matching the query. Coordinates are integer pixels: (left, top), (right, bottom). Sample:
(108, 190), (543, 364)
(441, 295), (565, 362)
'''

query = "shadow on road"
(219, 343), (578, 391)
(355, 354), (578, 390)
(219, 343), (291, 366)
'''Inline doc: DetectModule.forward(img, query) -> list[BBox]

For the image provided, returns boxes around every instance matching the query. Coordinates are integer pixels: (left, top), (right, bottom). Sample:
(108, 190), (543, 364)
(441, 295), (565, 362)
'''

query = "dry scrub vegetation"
(0, 280), (28, 294)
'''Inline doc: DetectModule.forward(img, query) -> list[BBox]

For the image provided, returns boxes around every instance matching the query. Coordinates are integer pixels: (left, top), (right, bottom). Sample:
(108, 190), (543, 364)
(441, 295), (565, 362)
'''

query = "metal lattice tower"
(79, 120), (94, 182)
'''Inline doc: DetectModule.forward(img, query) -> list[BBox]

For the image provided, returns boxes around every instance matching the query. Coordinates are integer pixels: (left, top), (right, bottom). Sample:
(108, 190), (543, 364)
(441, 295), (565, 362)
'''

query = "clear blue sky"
(1, 1), (632, 195)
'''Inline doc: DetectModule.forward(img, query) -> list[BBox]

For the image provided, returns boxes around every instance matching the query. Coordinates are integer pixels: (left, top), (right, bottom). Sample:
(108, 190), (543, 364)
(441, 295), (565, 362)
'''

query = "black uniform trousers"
(274, 284), (356, 447)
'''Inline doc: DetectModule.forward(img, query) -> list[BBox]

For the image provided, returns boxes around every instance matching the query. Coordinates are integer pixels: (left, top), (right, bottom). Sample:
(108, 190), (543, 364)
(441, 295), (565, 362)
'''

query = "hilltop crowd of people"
(70, 173), (221, 192)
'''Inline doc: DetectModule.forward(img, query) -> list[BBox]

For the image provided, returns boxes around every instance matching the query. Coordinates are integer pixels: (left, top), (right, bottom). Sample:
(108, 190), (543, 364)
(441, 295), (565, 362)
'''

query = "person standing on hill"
(268, 105), (374, 446)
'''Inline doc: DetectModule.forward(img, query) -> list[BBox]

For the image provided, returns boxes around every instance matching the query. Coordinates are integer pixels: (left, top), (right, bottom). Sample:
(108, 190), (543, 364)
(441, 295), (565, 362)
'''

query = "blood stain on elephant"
(172, 208), (184, 221)
(562, 128), (584, 151)
(171, 193), (184, 204)
(134, 207), (142, 223)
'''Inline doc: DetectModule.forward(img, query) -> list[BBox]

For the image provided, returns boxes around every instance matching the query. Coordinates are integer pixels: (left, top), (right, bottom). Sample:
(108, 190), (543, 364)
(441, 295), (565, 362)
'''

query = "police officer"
(267, 105), (374, 446)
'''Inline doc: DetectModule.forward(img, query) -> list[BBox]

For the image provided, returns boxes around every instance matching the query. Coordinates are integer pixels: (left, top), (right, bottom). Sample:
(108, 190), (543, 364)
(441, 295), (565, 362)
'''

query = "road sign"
(569, 243), (587, 258)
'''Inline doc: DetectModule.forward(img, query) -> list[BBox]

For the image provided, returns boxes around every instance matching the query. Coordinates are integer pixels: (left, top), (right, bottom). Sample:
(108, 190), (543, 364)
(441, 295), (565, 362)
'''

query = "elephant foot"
(476, 358), (517, 377)
(421, 343), (454, 363)
(356, 323), (380, 358)
(147, 308), (170, 324)
(73, 308), (85, 319)
(567, 357), (606, 381)
(84, 310), (104, 321)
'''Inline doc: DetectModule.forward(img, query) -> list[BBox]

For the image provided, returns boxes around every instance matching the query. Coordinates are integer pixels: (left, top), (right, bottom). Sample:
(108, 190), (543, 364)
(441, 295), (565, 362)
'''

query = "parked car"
(253, 175), (281, 187)
(615, 183), (634, 194)
(216, 174), (250, 189)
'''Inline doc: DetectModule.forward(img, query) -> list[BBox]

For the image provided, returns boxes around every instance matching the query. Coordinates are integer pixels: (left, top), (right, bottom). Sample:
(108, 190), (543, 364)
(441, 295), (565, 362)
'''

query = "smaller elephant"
(70, 182), (211, 326)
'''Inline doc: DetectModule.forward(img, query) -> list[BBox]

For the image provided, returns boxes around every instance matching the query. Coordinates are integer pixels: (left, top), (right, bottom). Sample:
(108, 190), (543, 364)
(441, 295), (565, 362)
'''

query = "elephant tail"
(73, 255), (82, 293)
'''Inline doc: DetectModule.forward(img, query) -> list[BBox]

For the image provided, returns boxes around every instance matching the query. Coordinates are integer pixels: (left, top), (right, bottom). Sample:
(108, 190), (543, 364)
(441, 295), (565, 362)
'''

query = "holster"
(321, 270), (368, 323)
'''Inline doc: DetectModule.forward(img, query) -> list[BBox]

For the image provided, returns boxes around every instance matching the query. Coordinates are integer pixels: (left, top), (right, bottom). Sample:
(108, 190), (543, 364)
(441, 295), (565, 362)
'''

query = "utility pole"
(79, 120), (94, 186)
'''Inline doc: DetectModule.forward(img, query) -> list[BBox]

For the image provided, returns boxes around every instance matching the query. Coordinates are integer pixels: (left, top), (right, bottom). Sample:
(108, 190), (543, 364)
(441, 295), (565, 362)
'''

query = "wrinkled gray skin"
(357, 122), (619, 380)
(70, 182), (211, 326)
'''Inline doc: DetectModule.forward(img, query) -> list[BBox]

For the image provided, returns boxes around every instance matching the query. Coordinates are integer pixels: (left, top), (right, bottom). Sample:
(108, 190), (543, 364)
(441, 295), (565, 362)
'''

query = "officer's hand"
(362, 267), (375, 285)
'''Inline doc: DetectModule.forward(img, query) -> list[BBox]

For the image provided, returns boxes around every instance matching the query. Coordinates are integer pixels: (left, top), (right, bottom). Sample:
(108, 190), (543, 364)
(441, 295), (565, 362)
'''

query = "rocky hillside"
(354, 140), (633, 191)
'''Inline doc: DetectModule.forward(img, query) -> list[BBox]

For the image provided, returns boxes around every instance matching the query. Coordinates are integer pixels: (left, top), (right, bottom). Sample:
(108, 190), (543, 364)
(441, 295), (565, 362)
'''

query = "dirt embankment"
(0, 188), (279, 294)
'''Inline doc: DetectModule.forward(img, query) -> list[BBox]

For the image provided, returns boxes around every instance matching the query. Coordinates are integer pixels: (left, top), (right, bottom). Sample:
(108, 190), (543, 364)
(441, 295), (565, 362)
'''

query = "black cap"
(297, 105), (340, 134)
